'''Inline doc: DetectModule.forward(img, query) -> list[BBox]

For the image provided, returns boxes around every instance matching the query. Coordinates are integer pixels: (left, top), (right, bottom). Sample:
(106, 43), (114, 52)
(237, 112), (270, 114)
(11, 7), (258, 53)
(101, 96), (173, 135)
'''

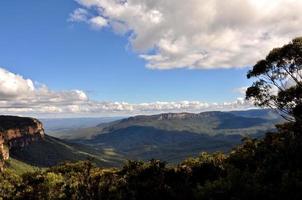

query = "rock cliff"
(0, 116), (45, 170)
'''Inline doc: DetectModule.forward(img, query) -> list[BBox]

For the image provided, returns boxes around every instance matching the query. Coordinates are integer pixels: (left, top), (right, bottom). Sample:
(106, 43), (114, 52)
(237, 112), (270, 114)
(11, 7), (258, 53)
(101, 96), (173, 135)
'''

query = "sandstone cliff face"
(0, 116), (45, 170)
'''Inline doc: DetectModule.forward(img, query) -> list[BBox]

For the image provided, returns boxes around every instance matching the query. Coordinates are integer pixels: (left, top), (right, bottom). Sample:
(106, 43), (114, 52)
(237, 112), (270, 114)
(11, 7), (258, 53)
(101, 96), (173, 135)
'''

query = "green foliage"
(5, 158), (40, 175)
(1, 123), (302, 199)
(246, 37), (302, 121)
(0, 170), (22, 200)
(0, 123), (302, 200)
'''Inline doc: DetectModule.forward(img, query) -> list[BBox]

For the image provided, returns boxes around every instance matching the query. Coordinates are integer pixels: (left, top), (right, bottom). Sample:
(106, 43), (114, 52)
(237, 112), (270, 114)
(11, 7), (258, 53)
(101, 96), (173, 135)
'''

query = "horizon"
(1, 0), (301, 117)
(3, 108), (264, 120)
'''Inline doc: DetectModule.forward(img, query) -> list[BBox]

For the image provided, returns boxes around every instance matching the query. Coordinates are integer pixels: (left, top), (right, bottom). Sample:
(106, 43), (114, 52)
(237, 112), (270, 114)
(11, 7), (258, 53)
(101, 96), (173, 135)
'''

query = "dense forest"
(1, 122), (302, 200)
(1, 38), (302, 200)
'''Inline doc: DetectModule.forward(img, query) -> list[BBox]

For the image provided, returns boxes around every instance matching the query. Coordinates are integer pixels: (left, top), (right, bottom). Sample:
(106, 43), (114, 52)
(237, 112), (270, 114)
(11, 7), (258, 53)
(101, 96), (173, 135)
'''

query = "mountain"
(68, 109), (282, 164)
(96, 111), (278, 133)
(0, 115), (45, 171)
(66, 109), (282, 139)
(0, 116), (123, 172)
(0, 110), (283, 171)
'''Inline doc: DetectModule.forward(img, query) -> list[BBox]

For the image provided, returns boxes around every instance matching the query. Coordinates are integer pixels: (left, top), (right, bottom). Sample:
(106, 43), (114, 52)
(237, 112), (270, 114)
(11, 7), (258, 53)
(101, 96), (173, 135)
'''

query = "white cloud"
(0, 68), (35, 99)
(69, 8), (89, 22)
(89, 16), (108, 29)
(69, 8), (108, 29)
(0, 67), (253, 117)
(71, 0), (302, 69)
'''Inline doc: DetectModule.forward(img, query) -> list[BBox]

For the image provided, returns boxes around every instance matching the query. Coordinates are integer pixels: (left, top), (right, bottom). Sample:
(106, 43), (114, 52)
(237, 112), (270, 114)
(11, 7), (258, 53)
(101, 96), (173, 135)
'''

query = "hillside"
(10, 135), (124, 168)
(0, 116), (124, 171)
(59, 109), (281, 140)
(66, 109), (282, 164)
(0, 110), (281, 170)
(98, 110), (279, 133)
(80, 126), (242, 163)
(1, 120), (301, 200)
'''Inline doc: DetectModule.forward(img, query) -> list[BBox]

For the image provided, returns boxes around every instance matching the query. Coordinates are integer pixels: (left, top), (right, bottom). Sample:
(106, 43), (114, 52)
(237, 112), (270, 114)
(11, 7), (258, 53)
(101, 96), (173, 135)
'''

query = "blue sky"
(0, 0), (299, 117)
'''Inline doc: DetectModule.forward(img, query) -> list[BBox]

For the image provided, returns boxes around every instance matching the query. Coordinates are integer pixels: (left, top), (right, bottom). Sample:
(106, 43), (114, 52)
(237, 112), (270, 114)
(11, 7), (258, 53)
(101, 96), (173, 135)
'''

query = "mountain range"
(1, 109), (283, 171)
(57, 109), (282, 164)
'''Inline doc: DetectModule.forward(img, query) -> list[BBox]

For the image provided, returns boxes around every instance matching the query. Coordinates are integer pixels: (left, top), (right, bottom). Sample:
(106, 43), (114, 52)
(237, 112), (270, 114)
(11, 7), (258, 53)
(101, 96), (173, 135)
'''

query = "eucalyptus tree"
(246, 37), (302, 121)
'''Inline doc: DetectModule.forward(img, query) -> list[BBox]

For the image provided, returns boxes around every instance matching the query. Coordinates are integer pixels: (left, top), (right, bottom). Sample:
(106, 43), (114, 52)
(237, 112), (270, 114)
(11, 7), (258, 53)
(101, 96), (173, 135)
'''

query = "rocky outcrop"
(120, 111), (247, 122)
(119, 113), (197, 123)
(119, 112), (225, 124)
(0, 116), (45, 171)
(0, 139), (9, 171)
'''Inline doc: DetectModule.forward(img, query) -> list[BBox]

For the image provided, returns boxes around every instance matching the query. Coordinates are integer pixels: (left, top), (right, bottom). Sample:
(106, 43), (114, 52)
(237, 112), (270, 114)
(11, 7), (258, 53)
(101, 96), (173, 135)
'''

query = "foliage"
(246, 37), (302, 121)
(5, 158), (40, 175)
(0, 122), (302, 200)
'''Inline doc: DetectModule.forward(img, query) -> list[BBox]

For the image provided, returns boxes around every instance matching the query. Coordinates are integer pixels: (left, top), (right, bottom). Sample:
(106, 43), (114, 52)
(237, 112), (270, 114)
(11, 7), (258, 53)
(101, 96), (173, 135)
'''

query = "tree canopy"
(246, 37), (302, 121)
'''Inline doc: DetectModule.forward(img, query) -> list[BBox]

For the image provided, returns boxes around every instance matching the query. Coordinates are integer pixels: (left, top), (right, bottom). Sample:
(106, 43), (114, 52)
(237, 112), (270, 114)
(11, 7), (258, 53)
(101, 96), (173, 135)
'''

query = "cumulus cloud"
(0, 68), (35, 99)
(71, 0), (302, 69)
(0, 67), (253, 117)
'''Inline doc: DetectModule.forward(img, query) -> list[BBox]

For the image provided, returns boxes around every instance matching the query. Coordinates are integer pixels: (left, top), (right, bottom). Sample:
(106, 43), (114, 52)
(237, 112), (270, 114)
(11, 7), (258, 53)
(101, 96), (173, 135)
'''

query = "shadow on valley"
(215, 115), (268, 129)
(9, 135), (124, 168)
(76, 126), (244, 164)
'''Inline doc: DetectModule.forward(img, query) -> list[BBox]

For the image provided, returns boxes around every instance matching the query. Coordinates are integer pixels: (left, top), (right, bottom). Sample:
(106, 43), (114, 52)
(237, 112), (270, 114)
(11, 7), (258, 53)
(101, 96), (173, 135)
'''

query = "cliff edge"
(0, 116), (45, 170)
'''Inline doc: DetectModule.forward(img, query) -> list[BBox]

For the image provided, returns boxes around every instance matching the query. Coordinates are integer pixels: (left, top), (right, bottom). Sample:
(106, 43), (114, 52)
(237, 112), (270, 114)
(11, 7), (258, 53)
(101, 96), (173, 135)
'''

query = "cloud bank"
(0, 67), (252, 117)
(70, 0), (302, 69)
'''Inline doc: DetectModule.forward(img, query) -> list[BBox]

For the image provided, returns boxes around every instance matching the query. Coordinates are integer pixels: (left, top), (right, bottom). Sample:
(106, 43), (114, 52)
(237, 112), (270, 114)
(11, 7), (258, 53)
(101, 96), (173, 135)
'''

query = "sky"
(0, 0), (301, 117)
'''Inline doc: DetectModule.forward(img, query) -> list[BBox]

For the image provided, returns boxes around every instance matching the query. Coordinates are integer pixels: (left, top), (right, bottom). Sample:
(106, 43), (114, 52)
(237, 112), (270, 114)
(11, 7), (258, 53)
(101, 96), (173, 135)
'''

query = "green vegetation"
(1, 122), (302, 199)
(246, 37), (302, 121)
(5, 158), (40, 175)
(81, 126), (242, 164)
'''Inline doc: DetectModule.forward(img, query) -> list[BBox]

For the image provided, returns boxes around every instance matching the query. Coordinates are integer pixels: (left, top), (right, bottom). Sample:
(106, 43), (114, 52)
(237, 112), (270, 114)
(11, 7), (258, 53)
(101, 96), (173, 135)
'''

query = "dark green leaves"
(246, 37), (302, 121)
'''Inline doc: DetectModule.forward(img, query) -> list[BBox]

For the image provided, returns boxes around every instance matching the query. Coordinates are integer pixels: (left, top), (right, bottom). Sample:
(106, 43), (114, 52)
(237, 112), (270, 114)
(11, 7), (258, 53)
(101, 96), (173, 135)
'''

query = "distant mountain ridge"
(117, 112), (204, 122)
(116, 109), (280, 124)
(67, 109), (282, 164)
(93, 109), (280, 137)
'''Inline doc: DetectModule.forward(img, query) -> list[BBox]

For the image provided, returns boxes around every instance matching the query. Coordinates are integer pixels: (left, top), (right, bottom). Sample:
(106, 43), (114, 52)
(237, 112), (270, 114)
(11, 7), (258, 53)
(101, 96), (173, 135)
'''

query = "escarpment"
(0, 116), (45, 170)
